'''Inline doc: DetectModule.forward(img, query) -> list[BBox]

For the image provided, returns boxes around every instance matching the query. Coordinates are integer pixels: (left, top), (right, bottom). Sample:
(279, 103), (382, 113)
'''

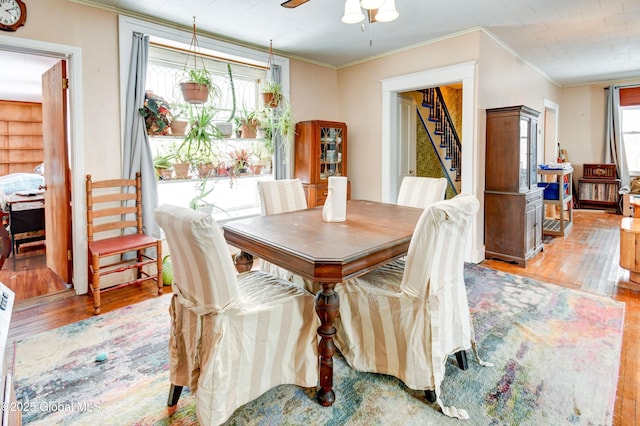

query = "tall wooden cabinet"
(294, 120), (349, 207)
(484, 105), (543, 267)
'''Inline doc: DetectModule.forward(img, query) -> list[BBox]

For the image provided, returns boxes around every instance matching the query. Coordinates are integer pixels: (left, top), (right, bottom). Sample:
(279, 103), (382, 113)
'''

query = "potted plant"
(193, 149), (217, 179)
(235, 107), (259, 138)
(153, 154), (174, 180)
(214, 63), (236, 138)
(178, 106), (220, 161)
(261, 80), (282, 108)
(139, 91), (173, 136)
(229, 148), (252, 174)
(170, 141), (192, 179)
(169, 103), (190, 136)
(180, 68), (213, 104)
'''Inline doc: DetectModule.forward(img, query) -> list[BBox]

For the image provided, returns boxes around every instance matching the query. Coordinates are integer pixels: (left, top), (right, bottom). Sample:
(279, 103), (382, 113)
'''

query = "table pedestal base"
(315, 282), (339, 406)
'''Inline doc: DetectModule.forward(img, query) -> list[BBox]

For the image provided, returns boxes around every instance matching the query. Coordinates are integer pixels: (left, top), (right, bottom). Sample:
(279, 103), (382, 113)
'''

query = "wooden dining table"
(222, 199), (423, 406)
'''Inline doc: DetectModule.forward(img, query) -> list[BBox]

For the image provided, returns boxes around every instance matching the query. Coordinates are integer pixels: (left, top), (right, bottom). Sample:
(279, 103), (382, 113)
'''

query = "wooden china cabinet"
(294, 120), (350, 207)
(484, 105), (543, 267)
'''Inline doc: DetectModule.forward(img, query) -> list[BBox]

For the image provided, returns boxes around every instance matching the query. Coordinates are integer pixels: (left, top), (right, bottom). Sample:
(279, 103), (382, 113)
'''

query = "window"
(623, 106), (640, 174)
(145, 39), (274, 222)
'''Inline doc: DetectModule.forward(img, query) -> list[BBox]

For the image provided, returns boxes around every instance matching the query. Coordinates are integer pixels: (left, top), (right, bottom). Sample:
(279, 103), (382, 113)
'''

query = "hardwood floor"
(2, 209), (637, 424)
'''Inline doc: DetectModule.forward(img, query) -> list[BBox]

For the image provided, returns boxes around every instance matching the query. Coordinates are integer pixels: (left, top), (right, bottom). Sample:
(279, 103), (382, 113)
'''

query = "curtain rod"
(148, 40), (270, 71)
(604, 83), (640, 90)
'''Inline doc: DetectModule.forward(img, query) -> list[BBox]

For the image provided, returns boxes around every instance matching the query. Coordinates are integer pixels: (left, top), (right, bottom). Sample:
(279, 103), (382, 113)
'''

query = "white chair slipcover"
(397, 176), (448, 208)
(334, 194), (491, 420)
(257, 179), (317, 292)
(257, 178), (307, 216)
(155, 204), (319, 425)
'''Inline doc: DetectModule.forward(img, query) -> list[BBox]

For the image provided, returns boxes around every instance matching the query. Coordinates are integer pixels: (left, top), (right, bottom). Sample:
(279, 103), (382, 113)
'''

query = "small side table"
(538, 167), (573, 237)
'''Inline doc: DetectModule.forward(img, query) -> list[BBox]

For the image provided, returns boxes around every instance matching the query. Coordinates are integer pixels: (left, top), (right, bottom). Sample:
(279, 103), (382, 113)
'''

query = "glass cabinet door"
(319, 126), (344, 181)
(519, 117), (530, 192)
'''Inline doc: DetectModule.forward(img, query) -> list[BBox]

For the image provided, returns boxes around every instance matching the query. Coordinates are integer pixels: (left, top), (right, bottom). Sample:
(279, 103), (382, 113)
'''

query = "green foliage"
(178, 106), (221, 161)
(186, 68), (211, 86)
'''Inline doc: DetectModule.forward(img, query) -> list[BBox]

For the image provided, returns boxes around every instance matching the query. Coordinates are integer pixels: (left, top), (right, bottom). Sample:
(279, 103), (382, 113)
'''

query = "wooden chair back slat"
(92, 206), (137, 219)
(93, 220), (138, 234)
(92, 193), (137, 204)
(90, 178), (136, 189)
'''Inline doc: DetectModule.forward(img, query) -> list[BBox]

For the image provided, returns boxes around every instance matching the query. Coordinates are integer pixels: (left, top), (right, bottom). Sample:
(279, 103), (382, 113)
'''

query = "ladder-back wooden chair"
(86, 172), (162, 314)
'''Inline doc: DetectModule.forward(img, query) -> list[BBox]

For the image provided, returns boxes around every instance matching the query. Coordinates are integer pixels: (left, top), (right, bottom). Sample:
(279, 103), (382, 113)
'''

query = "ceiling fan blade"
(281, 0), (311, 8)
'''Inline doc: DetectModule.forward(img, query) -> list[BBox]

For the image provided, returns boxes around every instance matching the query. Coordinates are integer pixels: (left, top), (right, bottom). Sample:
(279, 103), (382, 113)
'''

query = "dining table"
(222, 199), (423, 407)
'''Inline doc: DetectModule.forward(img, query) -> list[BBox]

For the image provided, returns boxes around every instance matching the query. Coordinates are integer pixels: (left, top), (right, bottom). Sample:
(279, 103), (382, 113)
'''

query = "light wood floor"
(2, 209), (637, 425)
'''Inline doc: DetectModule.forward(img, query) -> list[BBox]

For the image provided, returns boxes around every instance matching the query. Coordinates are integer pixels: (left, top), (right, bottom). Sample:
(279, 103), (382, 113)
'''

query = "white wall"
(559, 78), (640, 184)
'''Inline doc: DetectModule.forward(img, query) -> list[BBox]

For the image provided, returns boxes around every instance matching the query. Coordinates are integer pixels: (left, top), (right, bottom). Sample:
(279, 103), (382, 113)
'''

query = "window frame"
(622, 105), (640, 176)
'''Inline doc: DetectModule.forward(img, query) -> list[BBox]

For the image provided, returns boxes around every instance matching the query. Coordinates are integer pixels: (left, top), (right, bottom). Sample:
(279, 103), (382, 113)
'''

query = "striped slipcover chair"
(155, 204), (319, 425)
(257, 179), (317, 293)
(334, 194), (491, 420)
(397, 176), (448, 208)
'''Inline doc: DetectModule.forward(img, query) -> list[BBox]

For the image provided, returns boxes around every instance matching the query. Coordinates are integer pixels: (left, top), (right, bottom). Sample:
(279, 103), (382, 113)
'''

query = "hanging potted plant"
(180, 68), (212, 104)
(260, 40), (281, 108)
(261, 80), (282, 108)
(179, 106), (219, 161)
(178, 17), (215, 105)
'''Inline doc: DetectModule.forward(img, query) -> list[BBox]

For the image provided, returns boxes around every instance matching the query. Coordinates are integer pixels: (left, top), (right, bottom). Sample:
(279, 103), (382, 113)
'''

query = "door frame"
(381, 61), (482, 262)
(0, 35), (86, 293)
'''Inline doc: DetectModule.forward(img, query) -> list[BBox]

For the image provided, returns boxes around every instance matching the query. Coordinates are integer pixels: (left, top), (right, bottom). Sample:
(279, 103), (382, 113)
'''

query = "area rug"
(13, 263), (624, 425)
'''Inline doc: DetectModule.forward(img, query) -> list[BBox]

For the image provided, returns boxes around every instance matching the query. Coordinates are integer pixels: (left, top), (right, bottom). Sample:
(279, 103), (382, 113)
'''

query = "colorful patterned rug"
(13, 263), (624, 425)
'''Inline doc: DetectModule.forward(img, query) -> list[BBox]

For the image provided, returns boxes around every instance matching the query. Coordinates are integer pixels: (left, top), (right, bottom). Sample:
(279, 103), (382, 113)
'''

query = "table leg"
(315, 282), (339, 406)
(233, 251), (253, 273)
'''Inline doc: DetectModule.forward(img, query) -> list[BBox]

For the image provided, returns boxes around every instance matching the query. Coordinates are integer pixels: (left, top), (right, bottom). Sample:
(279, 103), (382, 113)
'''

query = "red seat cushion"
(88, 234), (158, 257)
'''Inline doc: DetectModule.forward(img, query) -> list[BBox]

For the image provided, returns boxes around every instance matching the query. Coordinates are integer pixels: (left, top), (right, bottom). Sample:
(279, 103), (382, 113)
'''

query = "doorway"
(0, 35), (86, 301)
(380, 61), (483, 263)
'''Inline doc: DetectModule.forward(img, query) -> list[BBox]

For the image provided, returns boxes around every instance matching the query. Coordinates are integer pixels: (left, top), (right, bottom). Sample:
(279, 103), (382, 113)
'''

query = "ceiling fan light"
(360, 0), (384, 10)
(375, 0), (399, 22)
(342, 0), (365, 24)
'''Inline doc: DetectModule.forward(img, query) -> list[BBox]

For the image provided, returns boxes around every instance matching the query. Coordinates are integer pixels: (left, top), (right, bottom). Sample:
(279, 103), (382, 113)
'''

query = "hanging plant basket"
(261, 92), (280, 108)
(180, 82), (209, 104)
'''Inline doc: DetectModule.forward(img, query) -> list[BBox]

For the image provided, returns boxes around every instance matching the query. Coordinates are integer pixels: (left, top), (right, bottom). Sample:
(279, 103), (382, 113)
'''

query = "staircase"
(417, 88), (462, 187)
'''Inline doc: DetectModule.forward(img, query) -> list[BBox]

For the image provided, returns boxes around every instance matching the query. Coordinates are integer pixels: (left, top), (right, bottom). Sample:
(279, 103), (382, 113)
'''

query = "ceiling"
(1, 0), (638, 103)
(77, 0), (640, 86)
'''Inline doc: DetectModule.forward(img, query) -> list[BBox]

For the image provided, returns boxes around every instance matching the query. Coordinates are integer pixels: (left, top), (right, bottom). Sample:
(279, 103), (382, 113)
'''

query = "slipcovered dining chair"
(154, 204), (319, 425)
(257, 179), (316, 292)
(257, 178), (308, 215)
(334, 193), (491, 420)
(397, 176), (448, 208)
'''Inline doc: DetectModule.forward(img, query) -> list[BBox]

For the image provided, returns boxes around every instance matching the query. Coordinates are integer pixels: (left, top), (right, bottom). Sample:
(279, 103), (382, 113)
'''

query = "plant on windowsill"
(192, 149), (217, 179)
(229, 148), (252, 175)
(171, 142), (193, 179)
(139, 91), (173, 136)
(235, 107), (259, 139)
(153, 154), (174, 180)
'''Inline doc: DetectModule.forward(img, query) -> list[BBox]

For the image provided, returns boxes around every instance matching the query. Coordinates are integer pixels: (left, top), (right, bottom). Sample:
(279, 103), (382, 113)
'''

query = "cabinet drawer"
(526, 190), (543, 205)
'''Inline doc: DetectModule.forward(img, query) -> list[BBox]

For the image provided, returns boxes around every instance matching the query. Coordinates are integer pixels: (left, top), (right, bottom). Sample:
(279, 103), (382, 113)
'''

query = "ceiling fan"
(280, 0), (310, 7)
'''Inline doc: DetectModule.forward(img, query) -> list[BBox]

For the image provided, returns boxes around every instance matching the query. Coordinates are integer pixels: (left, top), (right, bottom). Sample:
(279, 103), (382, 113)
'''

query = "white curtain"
(605, 85), (630, 193)
(122, 32), (160, 237)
